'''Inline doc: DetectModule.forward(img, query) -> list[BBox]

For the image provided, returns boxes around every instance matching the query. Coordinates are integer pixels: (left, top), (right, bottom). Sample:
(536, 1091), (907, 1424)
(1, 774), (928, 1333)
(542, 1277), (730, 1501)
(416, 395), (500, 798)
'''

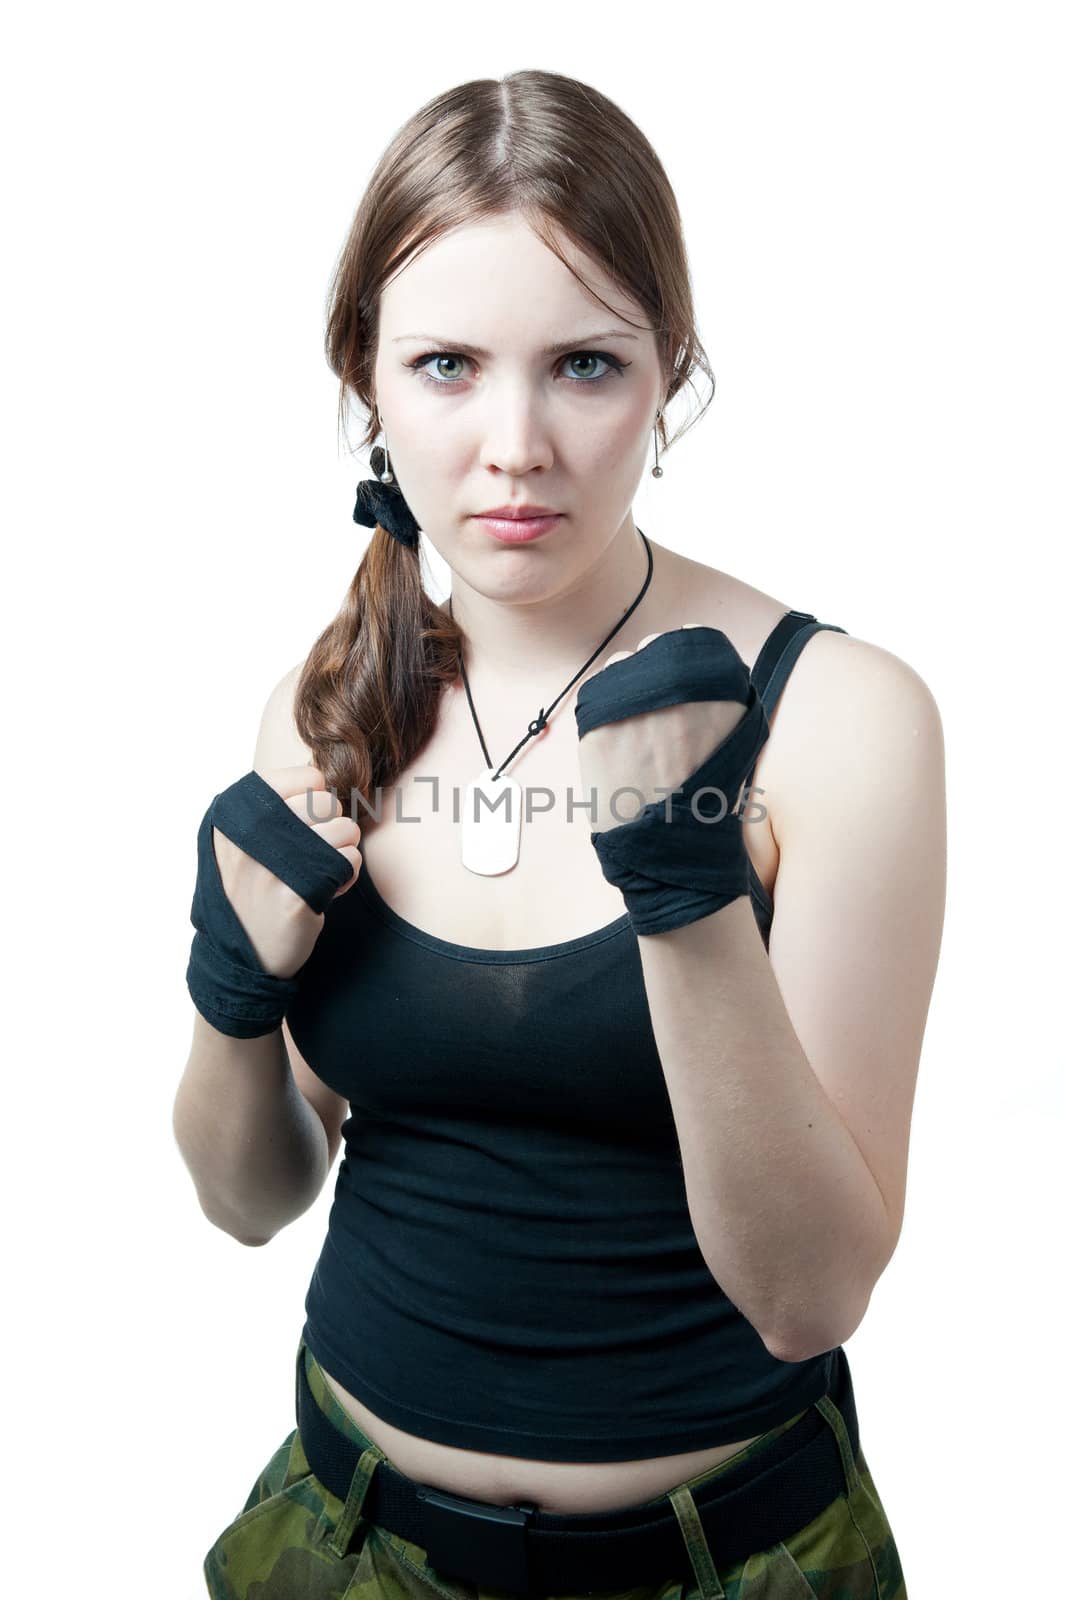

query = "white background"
(3, 3), (1061, 1594)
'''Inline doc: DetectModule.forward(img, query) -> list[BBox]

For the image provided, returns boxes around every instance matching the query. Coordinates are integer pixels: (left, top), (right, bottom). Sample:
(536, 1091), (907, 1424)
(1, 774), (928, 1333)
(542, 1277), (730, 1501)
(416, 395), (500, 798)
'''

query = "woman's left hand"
(575, 625), (751, 836)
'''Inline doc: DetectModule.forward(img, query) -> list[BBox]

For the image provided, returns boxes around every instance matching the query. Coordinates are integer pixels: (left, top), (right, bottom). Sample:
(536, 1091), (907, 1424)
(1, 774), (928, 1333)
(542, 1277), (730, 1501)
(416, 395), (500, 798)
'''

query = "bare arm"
(637, 636), (945, 1358)
(172, 1014), (329, 1245)
(171, 661), (350, 1245)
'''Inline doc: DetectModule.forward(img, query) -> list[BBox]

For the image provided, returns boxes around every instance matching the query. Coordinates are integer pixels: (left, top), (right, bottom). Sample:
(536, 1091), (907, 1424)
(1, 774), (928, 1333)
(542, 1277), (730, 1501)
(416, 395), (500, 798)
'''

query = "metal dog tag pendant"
(461, 767), (522, 875)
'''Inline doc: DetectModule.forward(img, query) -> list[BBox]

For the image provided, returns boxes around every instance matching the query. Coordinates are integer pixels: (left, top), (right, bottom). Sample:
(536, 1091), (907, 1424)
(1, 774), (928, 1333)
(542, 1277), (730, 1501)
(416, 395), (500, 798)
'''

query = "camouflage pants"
(203, 1338), (907, 1599)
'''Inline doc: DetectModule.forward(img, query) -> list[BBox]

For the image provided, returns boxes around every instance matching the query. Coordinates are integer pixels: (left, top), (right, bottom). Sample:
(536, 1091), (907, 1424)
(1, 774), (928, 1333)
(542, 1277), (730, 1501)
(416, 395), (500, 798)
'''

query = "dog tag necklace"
(449, 527), (655, 875)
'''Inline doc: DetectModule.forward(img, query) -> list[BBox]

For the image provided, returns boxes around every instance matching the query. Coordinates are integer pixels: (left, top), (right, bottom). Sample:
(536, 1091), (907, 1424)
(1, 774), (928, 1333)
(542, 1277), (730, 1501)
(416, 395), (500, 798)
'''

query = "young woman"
(176, 67), (944, 1600)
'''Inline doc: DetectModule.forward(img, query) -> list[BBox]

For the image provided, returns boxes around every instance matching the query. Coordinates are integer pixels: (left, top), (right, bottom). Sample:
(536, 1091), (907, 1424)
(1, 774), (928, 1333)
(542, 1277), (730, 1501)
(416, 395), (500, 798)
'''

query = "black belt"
(296, 1347), (859, 1595)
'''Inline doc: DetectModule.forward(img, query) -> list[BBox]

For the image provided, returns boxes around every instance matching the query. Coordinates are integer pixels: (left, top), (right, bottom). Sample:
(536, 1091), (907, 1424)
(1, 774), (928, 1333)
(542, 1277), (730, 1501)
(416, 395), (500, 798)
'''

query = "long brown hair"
(294, 68), (715, 823)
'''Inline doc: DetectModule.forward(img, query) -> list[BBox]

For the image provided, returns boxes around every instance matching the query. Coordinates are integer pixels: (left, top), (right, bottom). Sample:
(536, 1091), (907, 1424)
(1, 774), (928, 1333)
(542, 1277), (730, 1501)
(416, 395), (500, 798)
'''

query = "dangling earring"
(651, 409), (664, 478)
(379, 427), (394, 484)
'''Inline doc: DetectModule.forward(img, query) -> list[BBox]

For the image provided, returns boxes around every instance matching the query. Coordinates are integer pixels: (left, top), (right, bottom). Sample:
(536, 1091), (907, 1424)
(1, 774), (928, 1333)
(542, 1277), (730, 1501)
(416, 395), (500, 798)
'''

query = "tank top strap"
(743, 611), (850, 848)
(750, 609), (849, 722)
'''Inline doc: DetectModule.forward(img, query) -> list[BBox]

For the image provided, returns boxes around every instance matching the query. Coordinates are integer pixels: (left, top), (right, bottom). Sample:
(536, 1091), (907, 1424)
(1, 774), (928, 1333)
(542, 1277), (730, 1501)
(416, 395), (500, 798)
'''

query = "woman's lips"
(474, 514), (564, 543)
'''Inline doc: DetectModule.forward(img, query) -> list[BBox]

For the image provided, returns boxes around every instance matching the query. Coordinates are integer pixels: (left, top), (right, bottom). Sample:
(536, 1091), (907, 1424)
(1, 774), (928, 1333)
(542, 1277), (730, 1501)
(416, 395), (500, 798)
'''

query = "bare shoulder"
(658, 550), (791, 676)
(752, 618), (944, 849)
(758, 622), (941, 766)
(665, 554), (943, 877)
(667, 550), (939, 742)
(252, 658), (313, 775)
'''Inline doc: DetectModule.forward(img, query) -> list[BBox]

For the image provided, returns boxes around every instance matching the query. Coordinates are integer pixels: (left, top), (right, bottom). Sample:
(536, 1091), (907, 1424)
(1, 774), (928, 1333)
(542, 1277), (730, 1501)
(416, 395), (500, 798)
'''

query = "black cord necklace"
(448, 527), (655, 874)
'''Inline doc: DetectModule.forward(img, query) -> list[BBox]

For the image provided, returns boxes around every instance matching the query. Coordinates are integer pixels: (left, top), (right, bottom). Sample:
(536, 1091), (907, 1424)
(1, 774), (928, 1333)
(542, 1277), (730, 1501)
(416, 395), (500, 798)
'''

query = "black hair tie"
(353, 445), (421, 549)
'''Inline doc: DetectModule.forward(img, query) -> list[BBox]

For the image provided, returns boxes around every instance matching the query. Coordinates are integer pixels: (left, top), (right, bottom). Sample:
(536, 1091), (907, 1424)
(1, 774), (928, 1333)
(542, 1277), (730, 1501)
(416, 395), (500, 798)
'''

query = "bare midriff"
(316, 1360), (766, 1515)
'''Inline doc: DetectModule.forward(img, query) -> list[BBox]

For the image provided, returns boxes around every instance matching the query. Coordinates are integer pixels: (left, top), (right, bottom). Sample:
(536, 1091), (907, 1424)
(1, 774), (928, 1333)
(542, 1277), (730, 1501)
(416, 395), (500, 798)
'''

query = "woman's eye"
(406, 350), (628, 389)
(564, 352), (615, 382)
(414, 353), (467, 384)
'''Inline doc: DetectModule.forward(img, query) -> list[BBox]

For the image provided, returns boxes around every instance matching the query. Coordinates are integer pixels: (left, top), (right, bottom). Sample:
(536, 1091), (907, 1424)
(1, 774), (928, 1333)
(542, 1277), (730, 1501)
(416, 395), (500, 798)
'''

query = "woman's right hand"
(213, 764), (361, 980)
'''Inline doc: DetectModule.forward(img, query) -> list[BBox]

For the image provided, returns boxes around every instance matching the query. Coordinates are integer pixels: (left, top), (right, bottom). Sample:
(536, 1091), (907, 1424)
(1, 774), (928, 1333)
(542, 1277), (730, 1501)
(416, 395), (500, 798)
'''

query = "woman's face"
(372, 213), (667, 596)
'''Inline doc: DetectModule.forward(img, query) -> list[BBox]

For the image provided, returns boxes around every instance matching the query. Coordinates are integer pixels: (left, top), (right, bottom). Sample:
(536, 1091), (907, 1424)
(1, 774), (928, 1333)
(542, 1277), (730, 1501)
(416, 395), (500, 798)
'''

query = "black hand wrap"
(574, 627), (770, 935)
(186, 770), (355, 1038)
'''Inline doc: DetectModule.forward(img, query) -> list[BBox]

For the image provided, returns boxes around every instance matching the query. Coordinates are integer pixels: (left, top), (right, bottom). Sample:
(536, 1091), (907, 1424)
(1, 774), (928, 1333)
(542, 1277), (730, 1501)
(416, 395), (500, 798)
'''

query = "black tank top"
(285, 610), (848, 1461)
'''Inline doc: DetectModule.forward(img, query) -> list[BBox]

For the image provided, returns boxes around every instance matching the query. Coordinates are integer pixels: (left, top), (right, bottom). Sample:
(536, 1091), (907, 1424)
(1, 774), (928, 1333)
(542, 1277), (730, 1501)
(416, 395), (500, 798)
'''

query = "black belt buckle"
(415, 1485), (537, 1592)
